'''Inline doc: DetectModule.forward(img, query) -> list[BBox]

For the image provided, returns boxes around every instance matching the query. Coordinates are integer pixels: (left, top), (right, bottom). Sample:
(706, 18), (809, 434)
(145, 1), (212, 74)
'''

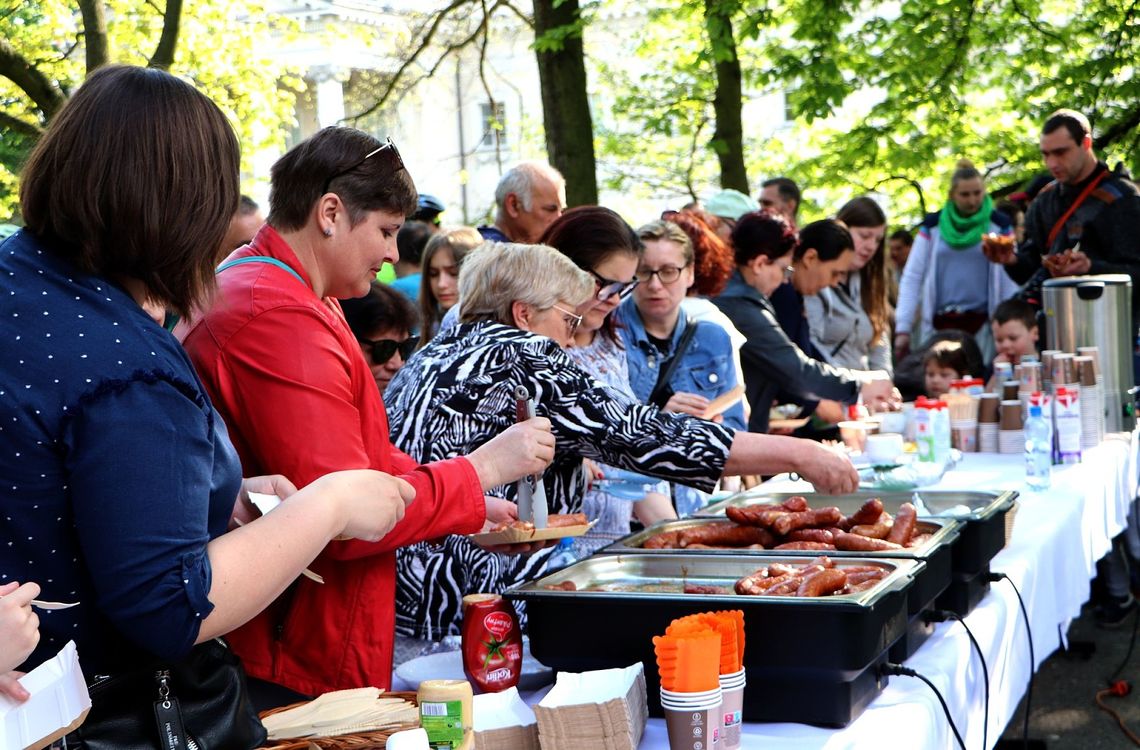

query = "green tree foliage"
(0, 0), (300, 219)
(600, 0), (1140, 226)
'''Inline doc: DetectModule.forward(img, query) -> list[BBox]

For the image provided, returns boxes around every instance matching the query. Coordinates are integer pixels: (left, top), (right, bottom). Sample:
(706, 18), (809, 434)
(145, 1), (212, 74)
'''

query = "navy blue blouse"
(0, 230), (241, 674)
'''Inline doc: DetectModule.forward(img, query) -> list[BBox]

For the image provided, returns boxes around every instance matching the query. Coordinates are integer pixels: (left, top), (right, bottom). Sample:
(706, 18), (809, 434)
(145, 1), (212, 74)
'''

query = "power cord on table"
(925, 609), (990, 750)
(880, 662), (967, 750)
(987, 571), (1033, 749)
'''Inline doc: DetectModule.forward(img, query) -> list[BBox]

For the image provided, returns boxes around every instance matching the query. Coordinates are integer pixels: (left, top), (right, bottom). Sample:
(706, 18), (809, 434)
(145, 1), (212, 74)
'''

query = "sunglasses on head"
(322, 137), (405, 194)
(357, 335), (419, 363)
(586, 268), (639, 301)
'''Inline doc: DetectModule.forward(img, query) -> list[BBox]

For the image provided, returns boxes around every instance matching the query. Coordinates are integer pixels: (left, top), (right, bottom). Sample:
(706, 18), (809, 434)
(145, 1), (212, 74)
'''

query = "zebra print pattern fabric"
(384, 321), (735, 640)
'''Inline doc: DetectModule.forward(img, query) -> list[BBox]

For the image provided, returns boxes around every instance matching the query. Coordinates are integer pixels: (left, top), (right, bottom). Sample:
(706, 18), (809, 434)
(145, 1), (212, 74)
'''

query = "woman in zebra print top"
(384, 241), (858, 643)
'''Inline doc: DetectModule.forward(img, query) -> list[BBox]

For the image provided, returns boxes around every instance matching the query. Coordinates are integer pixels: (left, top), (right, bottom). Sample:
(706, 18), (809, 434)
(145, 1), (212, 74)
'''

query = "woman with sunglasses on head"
(538, 207), (676, 557)
(418, 226), (482, 347)
(179, 127), (555, 704)
(715, 213), (897, 433)
(341, 281), (420, 393)
(384, 241), (858, 646)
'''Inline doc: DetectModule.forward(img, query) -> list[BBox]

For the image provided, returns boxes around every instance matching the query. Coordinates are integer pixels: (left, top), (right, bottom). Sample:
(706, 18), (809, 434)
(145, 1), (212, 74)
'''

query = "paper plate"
(469, 520), (596, 547)
(395, 638), (553, 691)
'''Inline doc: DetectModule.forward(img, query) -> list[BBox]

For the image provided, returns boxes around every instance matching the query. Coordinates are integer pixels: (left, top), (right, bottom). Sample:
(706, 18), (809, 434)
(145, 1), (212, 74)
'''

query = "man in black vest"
(984, 109), (1140, 345)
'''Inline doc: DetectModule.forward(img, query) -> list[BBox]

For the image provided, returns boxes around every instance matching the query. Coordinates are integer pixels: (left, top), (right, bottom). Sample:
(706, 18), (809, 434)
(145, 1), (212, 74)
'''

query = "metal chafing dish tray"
(599, 515), (960, 661)
(507, 553), (920, 726)
(700, 489), (1016, 575)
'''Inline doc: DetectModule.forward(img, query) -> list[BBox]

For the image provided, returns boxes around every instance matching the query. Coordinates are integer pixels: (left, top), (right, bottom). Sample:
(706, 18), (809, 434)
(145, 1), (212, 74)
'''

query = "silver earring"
(323, 228), (333, 237)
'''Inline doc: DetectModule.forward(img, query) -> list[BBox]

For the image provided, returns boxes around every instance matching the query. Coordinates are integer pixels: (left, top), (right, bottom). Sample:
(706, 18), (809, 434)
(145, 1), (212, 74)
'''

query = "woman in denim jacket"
(616, 219), (746, 514)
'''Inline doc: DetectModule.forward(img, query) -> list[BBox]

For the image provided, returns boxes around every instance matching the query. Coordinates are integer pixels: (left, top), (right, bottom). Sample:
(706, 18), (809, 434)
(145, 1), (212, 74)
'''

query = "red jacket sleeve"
(212, 306), (485, 560)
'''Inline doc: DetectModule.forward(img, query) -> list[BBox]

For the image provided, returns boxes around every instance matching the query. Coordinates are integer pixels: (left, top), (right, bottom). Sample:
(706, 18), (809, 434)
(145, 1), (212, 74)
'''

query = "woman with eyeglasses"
(537, 206), (676, 557)
(341, 281), (420, 392)
(714, 212), (896, 433)
(616, 219), (746, 515)
(384, 241), (858, 646)
(179, 127), (555, 704)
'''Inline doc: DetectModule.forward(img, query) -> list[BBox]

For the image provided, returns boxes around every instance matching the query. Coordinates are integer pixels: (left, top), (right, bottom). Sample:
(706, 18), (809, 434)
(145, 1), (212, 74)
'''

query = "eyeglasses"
(587, 268), (639, 301)
(321, 137), (405, 194)
(634, 264), (689, 285)
(550, 304), (583, 336)
(357, 335), (419, 363)
(783, 265), (795, 281)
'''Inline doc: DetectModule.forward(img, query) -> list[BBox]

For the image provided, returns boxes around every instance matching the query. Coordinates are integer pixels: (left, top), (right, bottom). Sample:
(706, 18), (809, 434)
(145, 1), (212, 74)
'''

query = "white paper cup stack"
(1076, 356), (1103, 448)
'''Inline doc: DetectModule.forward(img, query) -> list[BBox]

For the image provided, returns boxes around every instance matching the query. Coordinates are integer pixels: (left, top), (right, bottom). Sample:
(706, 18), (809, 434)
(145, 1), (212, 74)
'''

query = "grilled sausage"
(785, 528), (835, 544)
(771, 507), (843, 536)
(796, 569), (848, 597)
(851, 512), (893, 540)
(642, 531), (681, 549)
(678, 523), (775, 548)
(773, 541), (836, 551)
(833, 530), (903, 552)
(886, 502), (917, 546)
(846, 498), (884, 527)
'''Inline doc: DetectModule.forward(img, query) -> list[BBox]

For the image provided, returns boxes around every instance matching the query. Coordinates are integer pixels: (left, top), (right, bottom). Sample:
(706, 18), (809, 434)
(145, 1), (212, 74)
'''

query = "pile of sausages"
(733, 556), (887, 597)
(642, 497), (928, 552)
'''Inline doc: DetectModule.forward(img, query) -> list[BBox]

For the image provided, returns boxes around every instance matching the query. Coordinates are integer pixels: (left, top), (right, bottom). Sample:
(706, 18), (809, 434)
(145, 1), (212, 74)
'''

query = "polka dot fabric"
(0, 230), (241, 674)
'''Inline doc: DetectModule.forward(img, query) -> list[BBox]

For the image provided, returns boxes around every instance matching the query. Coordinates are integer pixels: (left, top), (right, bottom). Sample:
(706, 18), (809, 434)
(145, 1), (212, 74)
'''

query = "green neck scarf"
(938, 194), (993, 249)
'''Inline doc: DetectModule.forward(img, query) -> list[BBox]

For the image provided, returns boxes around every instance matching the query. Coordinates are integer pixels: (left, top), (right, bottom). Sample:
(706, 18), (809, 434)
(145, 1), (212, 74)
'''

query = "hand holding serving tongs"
(514, 385), (549, 529)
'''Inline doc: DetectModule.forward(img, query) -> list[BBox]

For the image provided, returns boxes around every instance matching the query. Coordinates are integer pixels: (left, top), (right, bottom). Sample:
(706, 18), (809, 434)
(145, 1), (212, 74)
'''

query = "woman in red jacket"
(179, 126), (554, 706)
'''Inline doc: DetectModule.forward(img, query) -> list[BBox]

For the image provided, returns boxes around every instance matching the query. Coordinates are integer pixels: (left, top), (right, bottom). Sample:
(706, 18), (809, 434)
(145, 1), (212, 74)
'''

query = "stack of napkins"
(534, 664), (647, 750)
(473, 687), (538, 750)
(260, 687), (417, 739)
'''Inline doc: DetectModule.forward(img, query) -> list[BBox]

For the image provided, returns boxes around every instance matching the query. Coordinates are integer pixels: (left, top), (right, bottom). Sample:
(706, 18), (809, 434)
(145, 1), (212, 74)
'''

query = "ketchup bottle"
(461, 594), (522, 693)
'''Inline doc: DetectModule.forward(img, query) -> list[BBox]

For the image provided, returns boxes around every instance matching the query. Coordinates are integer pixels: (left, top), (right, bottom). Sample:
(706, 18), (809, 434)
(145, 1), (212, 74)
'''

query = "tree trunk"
(0, 38), (66, 119)
(532, 0), (598, 207)
(77, 0), (109, 74)
(150, 0), (184, 70)
(703, 0), (749, 194)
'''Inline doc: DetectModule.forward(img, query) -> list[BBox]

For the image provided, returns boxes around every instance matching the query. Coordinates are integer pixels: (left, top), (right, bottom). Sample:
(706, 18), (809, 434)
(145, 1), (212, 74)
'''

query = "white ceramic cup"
(864, 432), (904, 465)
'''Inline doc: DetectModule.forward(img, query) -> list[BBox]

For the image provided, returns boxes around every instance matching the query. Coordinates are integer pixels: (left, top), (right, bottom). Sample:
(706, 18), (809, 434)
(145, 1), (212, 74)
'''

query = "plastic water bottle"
(1025, 404), (1052, 489)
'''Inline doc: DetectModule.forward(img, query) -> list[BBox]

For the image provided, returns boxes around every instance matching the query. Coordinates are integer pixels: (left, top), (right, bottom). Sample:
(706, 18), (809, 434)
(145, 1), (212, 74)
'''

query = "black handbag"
(648, 316), (698, 408)
(67, 638), (267, 750)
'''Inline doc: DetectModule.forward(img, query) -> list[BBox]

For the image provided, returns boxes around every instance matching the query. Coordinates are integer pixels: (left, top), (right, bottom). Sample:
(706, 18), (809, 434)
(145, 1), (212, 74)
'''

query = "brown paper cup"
(1002, 381), (1020, 401)
(718, 669), (745, 750)
(1001, 400), (1023, 430)
(1018, 362), (1042, 394)
(1075, 356), (1097, 387)
(1053, 353), (1075, 386)
(1077, 347), (1101, 376)
(663, 704), (721, 750)
(978, 394), (1001, 423)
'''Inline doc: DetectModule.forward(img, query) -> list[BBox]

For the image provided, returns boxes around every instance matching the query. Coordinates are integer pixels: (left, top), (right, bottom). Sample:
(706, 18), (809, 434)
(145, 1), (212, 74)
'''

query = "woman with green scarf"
(894, 159), (1019, 360)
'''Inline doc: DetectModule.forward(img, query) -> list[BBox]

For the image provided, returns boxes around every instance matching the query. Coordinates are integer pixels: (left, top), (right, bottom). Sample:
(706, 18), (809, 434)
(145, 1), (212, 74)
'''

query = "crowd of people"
(3, 64), (1140, 746)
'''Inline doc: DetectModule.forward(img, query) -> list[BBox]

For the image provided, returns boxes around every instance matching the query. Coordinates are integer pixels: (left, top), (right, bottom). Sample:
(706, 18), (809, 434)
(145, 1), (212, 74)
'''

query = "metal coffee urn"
(1042, 274), (1136, 432)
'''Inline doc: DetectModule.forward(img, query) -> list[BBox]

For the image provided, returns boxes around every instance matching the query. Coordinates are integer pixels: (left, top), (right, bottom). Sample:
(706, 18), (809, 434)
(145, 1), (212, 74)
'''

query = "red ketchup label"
(461, 595), (522, 693)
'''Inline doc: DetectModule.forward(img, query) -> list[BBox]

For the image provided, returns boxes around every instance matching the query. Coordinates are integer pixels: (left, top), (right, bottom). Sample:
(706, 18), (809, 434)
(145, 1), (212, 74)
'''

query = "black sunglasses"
(357, 335), (419, 363)
(587, 268), (639, 301)
(322, 137), (405, 194)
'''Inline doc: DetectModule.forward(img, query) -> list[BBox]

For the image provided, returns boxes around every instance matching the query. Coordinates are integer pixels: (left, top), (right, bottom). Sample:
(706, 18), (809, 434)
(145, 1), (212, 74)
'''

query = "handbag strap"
(1046, 169), (1108, 249)
(216, 255), (307, 286)
(649, 316), (698, 405)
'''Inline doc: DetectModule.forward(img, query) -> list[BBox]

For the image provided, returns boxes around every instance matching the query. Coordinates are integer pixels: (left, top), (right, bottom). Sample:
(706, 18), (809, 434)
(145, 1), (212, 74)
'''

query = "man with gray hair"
(478, 161), (566, 244)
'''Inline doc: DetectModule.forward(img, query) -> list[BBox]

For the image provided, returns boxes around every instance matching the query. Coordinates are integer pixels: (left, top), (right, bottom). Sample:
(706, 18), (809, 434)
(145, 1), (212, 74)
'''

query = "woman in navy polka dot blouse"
(0, 65), (413, 698)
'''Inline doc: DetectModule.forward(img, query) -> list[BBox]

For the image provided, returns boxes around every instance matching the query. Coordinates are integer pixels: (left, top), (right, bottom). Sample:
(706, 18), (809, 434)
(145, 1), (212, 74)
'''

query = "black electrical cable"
(881, 662), (967, 750)
(989, 571), (1034, 749)
(1109, 595), (1140, 684)
(926, 609), (990, 750)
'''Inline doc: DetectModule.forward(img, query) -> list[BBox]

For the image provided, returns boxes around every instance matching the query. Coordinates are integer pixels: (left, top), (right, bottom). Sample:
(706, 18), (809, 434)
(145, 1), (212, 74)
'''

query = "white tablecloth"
(653, 433), (1138, 749)
(392, 435), (1138, 749)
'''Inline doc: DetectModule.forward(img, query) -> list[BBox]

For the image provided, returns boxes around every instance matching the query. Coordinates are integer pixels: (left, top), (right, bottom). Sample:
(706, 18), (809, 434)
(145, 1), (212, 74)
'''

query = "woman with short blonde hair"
(459, 241), (595, 326)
